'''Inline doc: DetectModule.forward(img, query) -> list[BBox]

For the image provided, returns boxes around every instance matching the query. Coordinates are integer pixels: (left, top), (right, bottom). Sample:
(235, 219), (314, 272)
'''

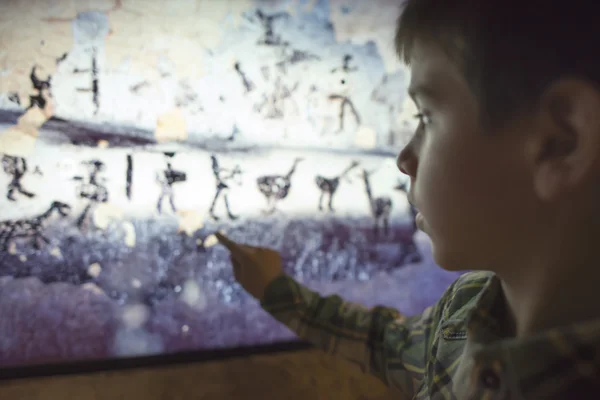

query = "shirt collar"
(463, 274), (600, 397)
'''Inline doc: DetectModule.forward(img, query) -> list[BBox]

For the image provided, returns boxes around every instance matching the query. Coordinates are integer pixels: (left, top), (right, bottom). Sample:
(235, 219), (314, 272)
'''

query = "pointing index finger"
(215, 232), (245, 256)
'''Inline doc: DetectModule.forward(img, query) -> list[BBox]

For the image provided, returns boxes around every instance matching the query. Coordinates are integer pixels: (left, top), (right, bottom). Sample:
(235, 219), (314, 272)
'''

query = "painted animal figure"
(361, 169), (393, 239)
(394, 179), (422, 263)
(315, 160), (360, 212)
(394, 179), (418, 232)
(0, 201), (71, 251)
(257, 158), (303, 215)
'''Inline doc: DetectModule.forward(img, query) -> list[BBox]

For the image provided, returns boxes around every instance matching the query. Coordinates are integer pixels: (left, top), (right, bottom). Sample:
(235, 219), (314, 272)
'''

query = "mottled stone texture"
(0, 350), (403, 400)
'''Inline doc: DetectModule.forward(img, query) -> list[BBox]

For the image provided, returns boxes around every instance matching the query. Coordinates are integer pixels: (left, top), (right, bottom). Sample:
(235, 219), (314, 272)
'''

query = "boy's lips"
(415, 211), (424, 228)
(410, 201), (424, 229)
(408, 197), (425, 230)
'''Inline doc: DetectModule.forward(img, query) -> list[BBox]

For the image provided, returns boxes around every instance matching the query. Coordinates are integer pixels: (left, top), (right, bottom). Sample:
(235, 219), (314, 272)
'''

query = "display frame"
(0, 339), (312, 381)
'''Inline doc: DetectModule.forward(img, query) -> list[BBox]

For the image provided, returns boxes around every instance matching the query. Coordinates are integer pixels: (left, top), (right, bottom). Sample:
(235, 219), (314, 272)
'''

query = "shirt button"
(479, 368), (501, 390)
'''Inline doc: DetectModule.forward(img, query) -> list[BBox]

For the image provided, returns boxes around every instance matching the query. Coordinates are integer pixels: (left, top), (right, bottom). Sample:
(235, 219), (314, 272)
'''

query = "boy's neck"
(499, 220), (600, 338)
(501, 269), (600, 338)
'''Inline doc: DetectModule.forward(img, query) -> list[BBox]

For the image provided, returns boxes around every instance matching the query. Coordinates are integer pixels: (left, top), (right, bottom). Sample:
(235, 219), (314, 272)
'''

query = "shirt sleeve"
(260, 274), (458, 395)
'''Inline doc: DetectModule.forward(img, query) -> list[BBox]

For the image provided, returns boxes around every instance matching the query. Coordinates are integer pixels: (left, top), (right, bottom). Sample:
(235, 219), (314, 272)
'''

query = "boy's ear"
(529, 79), (600, 201)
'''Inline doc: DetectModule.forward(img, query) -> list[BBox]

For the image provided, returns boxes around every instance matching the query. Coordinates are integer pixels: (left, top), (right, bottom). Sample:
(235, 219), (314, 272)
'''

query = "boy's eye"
(413, 112), (431, 125)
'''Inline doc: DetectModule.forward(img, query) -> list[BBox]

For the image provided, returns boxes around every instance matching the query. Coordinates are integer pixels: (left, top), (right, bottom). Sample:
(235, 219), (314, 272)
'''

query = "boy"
(216, 0), (600, 398)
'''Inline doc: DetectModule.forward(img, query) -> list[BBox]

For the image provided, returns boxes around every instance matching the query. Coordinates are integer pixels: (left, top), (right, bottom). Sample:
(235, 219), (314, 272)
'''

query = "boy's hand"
(215, 232), (284, 301)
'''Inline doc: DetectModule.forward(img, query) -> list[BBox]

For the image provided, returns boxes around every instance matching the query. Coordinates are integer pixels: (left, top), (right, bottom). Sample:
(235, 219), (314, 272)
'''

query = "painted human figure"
(156, 152), (186, 214)
(328, 94), (361, 133)
(275, 49), (320, 74)
(73, 46), (101, 115)
(371, 71), (412, 146)
(208, 155), (242, 221)
(256, 10), (289, 46)
(2, 156), (35, 201)
(329, 55), (360, 133)
(305, 85), (323, 133)
(331, 54), (358, 74)
(73, 160), (109, 230)
(255, 76), (299, 119)
(1, 66), (54, 201)
(28, 66), (52, 110)
(234, 62), (255, 94)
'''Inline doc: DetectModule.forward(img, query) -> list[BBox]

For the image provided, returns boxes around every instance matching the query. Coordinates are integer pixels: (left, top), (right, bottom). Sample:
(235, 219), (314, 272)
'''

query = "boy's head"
(395, 1), (600, 273)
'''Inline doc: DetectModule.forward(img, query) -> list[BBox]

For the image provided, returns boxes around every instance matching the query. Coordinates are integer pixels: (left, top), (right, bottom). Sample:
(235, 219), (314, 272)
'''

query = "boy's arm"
(260, 274), (455, 394)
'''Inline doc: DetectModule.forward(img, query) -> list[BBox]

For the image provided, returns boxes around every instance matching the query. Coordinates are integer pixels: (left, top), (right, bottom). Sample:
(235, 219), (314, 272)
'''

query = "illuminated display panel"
(0, 0), (460, 374)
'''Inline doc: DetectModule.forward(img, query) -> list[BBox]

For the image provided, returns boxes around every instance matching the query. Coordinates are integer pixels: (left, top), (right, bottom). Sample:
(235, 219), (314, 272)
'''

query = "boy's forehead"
(408, 41), (465, 100)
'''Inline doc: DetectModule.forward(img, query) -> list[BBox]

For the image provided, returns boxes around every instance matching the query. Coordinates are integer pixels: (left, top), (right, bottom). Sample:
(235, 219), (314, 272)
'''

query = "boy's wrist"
(259, 273), (294, 306)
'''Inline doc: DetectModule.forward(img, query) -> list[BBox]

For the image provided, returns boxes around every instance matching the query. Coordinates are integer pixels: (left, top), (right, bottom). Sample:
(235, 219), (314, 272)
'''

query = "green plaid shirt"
(260, 271), (600, 399)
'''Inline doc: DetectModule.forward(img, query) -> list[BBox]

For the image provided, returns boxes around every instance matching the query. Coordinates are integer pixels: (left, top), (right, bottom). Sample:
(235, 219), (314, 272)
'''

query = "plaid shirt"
(261, 271), (600, 399)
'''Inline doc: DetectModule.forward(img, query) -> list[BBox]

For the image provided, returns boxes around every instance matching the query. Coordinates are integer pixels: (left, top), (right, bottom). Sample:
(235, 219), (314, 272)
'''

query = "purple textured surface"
(0, 216), (460, 368)
(0, 276), (119, 368)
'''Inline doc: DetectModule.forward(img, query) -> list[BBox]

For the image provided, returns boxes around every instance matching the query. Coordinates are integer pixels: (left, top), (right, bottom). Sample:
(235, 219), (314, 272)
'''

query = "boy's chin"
(414, 221), (472, 272)
(430, 244), (472, 272)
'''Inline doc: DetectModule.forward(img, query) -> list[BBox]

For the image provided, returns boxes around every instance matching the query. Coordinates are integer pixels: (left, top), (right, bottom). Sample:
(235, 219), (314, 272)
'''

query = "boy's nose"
(396, 144), (417, 178)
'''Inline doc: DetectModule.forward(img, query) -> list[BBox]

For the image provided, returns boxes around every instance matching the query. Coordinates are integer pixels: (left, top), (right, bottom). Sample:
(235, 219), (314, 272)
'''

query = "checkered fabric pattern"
(261, 271), (600, 399)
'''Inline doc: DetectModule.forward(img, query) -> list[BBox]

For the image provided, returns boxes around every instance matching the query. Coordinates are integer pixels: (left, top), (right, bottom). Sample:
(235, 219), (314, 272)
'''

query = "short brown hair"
(395, 0), (600, 128)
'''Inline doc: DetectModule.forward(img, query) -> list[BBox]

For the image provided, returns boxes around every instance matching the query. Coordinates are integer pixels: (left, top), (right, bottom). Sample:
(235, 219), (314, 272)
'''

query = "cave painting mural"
(0, 0), (456, 370)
